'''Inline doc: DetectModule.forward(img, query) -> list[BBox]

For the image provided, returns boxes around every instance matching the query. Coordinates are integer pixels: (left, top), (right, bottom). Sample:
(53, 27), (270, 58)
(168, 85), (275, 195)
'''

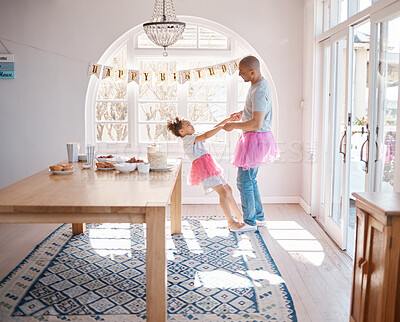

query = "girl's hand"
(230, 111), (243, 122)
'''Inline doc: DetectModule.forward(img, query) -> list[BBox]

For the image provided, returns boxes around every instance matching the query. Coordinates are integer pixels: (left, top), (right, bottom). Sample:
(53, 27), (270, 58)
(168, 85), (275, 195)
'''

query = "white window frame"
(136, 25), (231, 50)
(318, 0), (397, 37)
(132, 53), (233, 155)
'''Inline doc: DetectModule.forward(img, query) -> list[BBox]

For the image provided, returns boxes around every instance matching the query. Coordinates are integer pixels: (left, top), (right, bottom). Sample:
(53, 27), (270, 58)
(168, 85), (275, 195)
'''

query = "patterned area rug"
(0, 218), (296, 321)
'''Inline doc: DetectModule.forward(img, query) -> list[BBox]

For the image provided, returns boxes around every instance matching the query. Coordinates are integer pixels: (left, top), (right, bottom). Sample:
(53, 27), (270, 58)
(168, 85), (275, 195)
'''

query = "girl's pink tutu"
(232, 131), (280, 170)
(188, 153), (223, 186)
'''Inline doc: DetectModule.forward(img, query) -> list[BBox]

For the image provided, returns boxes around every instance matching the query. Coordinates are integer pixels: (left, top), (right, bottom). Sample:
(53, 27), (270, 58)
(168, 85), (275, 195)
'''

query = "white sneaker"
(230, 223), (258, 232)
(256, 220), (267, 227)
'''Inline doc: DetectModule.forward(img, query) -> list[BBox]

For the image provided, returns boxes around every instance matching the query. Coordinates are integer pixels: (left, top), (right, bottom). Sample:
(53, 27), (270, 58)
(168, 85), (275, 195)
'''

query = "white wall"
(0, 0), (305, 203)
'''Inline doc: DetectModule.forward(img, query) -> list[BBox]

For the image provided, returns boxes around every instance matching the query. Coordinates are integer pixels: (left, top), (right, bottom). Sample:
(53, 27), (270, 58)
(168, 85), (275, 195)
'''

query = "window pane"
(139, 61), (177, 101)
(194, 124), (226, 143)
(330, 0), (348, 28)
(188, 61), (227, 102)
(238, 79), (251, 101)
(96, 123), (128, 142)
(188, 103), (226, 123)
(340, 0), (348, 23)
(111, 45), (127, 71)
(199, 27), (228, 49)
(359, 0), (372, 11)
(171, 26), (197, 48)
(377, 17), (400, 191)
(139, 82), (177, 101)
(96, 102), (127, 122)
(188, 60), (219, 69)
(139, 124), (178, 143)
(323, 0), (330, 32)
(137, 33), (158, 48)
(97, 78), (127, 99)
(188, 81), (226, 101)
(97, 46), (127, 99)
(139, 103), (178, 121)
(349, 21), (370, 201)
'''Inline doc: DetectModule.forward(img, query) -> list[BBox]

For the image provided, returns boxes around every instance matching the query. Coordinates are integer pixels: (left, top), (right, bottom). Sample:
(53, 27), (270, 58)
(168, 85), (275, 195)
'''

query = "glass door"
(322, 22), (372, 253)
(323, 30), (349, 249)
(370, 12), (400, 192)
(317, 2), (400, 253)
(347, 21), (371, 254)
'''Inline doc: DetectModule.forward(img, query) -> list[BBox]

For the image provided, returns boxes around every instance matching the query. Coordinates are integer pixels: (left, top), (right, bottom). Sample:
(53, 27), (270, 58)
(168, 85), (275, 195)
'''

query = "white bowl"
(81, 163), (92, 169)
(114, 163), (137, 173)
(115, 156), (129, 163)
(137, 163), (150, 173)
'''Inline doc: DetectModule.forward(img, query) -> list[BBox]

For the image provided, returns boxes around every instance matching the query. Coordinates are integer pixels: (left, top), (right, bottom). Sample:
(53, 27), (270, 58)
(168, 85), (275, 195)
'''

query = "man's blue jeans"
(237, 167), (265, 226)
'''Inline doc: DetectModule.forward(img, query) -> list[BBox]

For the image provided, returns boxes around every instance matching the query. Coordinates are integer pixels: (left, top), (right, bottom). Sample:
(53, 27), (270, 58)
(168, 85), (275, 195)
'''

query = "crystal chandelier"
(143, 0), (186, 56)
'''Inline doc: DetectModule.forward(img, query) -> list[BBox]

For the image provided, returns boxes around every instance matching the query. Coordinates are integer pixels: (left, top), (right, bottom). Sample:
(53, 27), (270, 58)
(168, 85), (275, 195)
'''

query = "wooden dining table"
(0, 159), (182, 321)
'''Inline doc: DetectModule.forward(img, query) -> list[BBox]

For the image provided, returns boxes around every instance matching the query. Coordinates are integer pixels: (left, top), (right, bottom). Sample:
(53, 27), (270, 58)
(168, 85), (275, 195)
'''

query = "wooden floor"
(0, 204), (352, 321)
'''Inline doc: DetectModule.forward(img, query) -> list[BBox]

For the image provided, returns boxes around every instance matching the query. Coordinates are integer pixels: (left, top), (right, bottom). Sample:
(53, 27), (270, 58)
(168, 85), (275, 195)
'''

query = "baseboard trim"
(182, 195), (301, 205)
(299, 197), (311, 214)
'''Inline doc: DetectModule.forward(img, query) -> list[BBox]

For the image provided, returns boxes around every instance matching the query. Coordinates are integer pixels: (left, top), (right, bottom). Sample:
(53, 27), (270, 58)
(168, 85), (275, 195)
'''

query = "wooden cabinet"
(350, 193), (400, 322)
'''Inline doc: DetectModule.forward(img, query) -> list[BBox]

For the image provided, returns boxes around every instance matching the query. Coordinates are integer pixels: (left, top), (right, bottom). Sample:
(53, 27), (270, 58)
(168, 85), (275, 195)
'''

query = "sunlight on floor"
(265, 221), (325, 266)
(89, 223), (132, 259)
(87, 221), (288, 290)
(181, 221), (203, 253)
(166, 220), (204, 260)
(232, 234), (257, 259)
(194, 270), (253, 288)
(200, 219), (231, 238)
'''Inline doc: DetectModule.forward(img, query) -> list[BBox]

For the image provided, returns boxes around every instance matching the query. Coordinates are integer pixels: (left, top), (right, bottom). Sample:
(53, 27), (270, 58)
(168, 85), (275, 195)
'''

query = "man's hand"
(230, 111), (243, 122)
(230, 115), (240, 122)
(223, 122), (234, 132)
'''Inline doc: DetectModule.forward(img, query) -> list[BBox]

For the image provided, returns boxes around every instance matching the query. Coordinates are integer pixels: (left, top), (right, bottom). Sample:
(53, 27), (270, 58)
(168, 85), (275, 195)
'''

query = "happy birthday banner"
(88, 58), (241, 84)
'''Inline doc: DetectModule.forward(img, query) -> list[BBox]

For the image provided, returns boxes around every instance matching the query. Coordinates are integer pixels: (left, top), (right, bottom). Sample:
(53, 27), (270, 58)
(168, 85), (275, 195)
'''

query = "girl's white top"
(182, 134), (208, 162)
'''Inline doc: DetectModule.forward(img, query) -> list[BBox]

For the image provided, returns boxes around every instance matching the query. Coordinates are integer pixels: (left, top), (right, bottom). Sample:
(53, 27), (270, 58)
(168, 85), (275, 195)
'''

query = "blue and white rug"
(0, 218), (296, 321)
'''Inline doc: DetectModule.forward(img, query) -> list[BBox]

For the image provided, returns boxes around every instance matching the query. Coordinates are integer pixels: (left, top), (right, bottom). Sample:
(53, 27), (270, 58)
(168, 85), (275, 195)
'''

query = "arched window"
(85, 17), (278, 156)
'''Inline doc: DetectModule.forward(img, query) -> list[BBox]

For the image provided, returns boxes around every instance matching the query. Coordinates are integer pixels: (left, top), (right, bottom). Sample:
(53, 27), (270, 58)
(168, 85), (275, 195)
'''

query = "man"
(224, 56), (279, 232)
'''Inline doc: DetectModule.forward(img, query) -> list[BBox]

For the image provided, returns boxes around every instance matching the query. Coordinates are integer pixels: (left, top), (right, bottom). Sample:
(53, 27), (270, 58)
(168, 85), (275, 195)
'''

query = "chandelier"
(143, 0), (186, 56)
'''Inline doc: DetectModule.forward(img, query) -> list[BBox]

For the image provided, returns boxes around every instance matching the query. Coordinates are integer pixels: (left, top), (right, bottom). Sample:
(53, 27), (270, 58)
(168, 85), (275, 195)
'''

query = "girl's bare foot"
(228, 221), (245, 230)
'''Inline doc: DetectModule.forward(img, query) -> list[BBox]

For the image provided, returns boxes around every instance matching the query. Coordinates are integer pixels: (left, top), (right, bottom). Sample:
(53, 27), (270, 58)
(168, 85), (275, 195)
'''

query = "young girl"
(167, 116), (245, 230)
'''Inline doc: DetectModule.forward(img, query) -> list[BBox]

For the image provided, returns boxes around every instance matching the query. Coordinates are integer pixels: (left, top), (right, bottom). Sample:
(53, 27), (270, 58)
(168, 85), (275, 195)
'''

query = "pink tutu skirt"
(188, 153), (223, 186)
(232, 131), (280, 170)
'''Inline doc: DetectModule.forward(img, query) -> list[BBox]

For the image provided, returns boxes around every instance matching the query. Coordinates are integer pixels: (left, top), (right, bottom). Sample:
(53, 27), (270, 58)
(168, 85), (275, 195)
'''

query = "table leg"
(72, 223), (86, 234)
(146, 206), (166, 322)
(171, 165), (182, 234)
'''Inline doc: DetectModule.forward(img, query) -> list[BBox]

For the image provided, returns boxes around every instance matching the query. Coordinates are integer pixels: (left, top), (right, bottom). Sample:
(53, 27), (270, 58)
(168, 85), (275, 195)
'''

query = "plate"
(96, 157), (116, 162)
(50, 169), (75, 175)
(150, 164), (174, 172)
(96, 167), (115, 171)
